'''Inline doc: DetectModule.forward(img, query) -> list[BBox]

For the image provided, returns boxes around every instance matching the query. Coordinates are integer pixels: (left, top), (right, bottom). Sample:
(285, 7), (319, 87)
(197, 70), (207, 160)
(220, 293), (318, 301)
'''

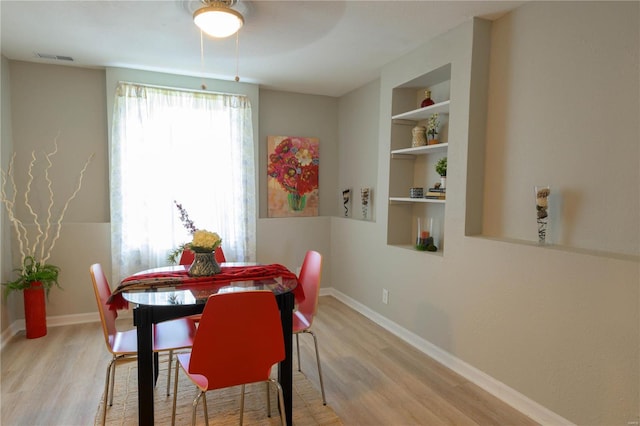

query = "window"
(110, 82), (255, 280)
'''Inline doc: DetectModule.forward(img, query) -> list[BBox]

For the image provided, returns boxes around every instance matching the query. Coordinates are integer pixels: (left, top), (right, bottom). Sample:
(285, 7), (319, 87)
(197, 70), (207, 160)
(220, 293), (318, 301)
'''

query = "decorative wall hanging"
(342, 188), (351, 217)
(535, 185), (550, 243)
(267, 136), (319, 217)
(361, 187), (371, 220)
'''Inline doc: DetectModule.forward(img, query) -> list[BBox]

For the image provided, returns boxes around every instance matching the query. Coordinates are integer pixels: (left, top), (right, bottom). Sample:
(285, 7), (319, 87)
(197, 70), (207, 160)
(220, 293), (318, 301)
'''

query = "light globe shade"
(193, 4), (244, 38)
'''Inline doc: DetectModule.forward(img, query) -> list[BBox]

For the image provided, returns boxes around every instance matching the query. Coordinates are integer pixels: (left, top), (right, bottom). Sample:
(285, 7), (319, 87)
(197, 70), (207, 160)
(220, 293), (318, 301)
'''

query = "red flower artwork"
(268, 137), (319, 195)
(267, 136), (319, 217)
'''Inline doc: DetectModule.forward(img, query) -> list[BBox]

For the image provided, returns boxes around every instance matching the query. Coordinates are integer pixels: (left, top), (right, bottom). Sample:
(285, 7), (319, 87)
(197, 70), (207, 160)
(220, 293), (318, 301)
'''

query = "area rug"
(94, 357), (342, 425)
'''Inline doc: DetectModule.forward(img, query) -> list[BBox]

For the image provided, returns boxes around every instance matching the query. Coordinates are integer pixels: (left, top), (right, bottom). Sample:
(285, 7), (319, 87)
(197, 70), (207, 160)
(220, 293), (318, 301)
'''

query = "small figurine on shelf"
(421, 89), (435, 108)
(427, 113), (440, 145)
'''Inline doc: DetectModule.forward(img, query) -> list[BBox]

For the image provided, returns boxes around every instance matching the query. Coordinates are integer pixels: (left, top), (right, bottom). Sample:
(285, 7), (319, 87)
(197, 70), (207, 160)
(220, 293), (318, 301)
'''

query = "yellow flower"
(190, 230), (222, 252)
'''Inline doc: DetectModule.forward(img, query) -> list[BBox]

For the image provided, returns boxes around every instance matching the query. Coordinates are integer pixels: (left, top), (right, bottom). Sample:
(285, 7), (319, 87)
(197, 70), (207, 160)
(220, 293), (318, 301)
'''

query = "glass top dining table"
(120, 263), (298, 426)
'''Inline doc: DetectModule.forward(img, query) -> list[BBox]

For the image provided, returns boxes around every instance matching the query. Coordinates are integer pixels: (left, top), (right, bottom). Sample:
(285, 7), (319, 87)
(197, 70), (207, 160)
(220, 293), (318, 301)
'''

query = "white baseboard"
(0, 310), (133, 350)
(321, 287), (573, 426)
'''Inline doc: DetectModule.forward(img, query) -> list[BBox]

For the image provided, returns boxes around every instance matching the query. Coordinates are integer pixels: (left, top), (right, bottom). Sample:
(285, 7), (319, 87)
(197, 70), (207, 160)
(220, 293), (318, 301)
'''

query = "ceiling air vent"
(36, 53), (74, 61)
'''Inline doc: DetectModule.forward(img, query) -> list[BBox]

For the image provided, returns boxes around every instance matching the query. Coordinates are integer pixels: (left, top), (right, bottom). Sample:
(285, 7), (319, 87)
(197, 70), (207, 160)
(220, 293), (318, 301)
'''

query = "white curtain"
(110, 82), (256, 281)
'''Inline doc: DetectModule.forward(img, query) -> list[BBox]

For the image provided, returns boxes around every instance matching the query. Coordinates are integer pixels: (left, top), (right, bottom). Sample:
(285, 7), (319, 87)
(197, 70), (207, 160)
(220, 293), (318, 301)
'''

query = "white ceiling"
(0, 1), (524, 97)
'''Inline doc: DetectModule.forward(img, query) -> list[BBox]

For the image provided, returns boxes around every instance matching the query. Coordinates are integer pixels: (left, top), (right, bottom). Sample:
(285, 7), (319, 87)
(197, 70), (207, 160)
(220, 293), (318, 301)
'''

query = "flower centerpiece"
(187, 229), (222, 276)
(427, 113), (440, 145)
(190, 229), (222, 253)
(0, 139), (93, 338)
(267, 137), (319, 212)
(167, 201), (223, 276)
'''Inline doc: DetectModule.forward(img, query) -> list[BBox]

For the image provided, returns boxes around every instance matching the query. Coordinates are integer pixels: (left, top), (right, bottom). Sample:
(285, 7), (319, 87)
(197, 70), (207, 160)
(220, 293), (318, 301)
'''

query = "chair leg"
(171, 359), (180, 426)
(295, 333), (301, 372)
(101, 358), (115, 426)
(240, 384), (245, 425)
(270, 379), (287, 426)
(192, 390), (204, 426)
(166, 350), (173, 396)
(266, 382), (271, 417)
(202, 392), (209, 426)
(305, 329), (327, 405)
(108, 356), (118, 406)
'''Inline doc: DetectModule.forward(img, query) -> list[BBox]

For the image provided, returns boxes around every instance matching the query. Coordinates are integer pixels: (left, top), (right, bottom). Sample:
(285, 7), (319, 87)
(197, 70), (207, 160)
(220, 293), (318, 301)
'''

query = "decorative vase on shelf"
(535, 185), (550, 243)
(416, 218), (437, 251)
(426, 113), (440, 145)
(24, 281), (47, 339)
(420, 90), (435, 108)
(188, 252), (221, 277)
(411, 126), (427, 147)
(287, 192), (306, 212)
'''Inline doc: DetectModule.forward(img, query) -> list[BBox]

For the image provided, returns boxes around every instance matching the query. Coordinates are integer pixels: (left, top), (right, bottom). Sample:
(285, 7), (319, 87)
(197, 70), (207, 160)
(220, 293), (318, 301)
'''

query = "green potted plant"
(4, 256), (61, 295)
(1, 140), (93, 338)
(435, 156), (447, 189)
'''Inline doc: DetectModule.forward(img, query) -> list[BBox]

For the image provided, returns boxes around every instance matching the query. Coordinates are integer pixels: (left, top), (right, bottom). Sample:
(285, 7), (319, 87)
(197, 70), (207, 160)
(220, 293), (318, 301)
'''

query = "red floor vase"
(23, 281), (47, 339)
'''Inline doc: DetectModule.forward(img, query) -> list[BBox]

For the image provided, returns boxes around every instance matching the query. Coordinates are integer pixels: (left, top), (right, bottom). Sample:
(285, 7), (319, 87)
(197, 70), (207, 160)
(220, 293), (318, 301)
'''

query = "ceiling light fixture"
(193, 0), (244, 39)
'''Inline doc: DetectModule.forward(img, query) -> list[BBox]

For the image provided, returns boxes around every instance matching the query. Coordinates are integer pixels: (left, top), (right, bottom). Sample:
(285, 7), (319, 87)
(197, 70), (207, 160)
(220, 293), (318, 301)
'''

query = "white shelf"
(392, 100), (450, 121)
(391, 143), (448, 158)
(389, 197), (446, 204)
(392, 244), (445, 256)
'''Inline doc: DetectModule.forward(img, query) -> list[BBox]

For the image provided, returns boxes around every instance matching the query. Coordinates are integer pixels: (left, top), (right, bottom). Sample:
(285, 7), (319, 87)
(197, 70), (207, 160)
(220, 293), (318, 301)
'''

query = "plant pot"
(23, 281), (47, 339)
(440, 176), (446, 189)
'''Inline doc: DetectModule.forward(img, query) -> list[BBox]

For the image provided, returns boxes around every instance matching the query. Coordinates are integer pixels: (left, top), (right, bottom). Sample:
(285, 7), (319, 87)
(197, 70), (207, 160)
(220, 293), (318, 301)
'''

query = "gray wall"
(332, 3), (638, 425)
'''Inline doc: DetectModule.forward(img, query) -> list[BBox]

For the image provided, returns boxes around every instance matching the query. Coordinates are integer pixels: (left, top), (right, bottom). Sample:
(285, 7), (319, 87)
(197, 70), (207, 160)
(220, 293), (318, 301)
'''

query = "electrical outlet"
(382, 288), (389, 304)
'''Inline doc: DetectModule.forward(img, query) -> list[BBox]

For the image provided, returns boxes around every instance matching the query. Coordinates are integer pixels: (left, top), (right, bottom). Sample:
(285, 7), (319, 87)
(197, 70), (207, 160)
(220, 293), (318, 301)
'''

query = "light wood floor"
(1, 296), (538, 425)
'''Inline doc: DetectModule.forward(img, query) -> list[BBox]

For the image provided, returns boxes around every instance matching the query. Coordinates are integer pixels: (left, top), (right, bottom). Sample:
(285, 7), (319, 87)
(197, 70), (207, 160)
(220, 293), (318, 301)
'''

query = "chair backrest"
(179, 247), (226, 265)
(189, 291), (285, 390)
(89, 263), (118, 353)
(296, 251), (322, 327)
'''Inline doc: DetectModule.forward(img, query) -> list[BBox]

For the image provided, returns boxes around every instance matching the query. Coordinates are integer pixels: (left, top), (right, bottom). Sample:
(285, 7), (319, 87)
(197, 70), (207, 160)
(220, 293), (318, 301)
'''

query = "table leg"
(277, 292), (294, 426)
(133, 305), (155, 426)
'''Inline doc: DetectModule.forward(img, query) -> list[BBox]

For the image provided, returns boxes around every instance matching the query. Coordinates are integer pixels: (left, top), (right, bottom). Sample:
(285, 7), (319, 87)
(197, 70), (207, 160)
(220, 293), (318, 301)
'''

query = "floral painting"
(267, 136), (319, 217)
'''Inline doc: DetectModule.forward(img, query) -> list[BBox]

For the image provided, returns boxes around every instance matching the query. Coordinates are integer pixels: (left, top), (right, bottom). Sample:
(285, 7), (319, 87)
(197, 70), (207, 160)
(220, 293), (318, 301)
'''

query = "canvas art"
(267, 136), (319, 217)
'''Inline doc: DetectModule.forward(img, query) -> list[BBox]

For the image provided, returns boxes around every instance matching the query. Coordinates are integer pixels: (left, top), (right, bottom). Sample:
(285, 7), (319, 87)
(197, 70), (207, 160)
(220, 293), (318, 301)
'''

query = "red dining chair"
(179, 246), (226, 265)
(90, 263), (196, 426)
(171, 291), (286, 426)
(294, 250), (327, 405)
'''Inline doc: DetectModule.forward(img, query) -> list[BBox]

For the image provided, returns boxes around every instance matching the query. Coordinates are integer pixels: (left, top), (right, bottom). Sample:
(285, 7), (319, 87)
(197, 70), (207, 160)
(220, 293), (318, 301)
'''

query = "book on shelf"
(424, 193), (445, 200)
(428, 187), (446, 193)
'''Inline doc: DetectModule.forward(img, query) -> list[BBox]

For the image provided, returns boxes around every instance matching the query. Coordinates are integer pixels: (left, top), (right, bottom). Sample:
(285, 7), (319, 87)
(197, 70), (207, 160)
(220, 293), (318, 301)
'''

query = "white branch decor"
(1, 137), (94, 293)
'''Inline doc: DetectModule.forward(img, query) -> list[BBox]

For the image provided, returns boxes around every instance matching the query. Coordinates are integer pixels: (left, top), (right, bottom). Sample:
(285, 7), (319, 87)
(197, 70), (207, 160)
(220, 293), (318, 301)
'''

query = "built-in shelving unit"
(387, 63), (451, 254)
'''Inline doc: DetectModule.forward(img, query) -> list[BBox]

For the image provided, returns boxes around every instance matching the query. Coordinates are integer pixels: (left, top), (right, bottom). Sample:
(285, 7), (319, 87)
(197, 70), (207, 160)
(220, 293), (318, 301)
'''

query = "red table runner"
(108, 264), (300, 310)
